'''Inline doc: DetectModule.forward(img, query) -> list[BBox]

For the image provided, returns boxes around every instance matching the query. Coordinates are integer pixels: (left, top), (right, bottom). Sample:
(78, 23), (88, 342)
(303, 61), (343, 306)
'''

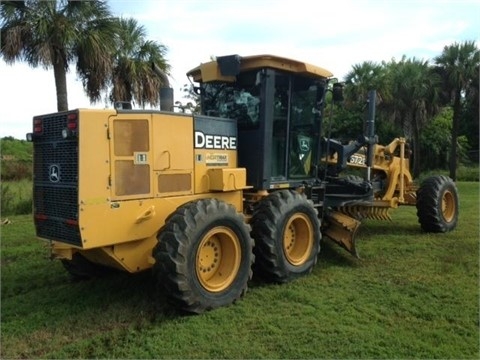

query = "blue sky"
(1, 0), (478, 139)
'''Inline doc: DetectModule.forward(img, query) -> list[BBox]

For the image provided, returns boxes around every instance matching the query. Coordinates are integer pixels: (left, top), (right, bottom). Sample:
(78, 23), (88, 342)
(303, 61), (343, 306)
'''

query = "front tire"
(250, 190), (321, 283)
(416, 175), (459, 232)
(153, 198), (254, 314)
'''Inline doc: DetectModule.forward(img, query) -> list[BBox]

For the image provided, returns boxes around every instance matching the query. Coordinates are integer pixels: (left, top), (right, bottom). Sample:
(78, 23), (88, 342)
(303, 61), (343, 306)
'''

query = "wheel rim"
(283, 213), (314, 266)
(442, 190), (456, 222)
(196, 226), (241, 292)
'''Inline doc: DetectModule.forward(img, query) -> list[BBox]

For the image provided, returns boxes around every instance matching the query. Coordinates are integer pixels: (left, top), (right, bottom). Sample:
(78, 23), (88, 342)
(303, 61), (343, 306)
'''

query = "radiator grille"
(34, 141), (78, 183)
(32, 112), (81, 247)
(37, 113), (70, 141)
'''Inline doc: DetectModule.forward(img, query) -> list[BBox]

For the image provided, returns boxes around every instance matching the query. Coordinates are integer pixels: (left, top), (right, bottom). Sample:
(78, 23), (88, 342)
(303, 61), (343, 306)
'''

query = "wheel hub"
(198, 239), (220, 275)
(283, 213), (313, 266)
(442, 190), (455, 222)
(196, 227), (241, 293)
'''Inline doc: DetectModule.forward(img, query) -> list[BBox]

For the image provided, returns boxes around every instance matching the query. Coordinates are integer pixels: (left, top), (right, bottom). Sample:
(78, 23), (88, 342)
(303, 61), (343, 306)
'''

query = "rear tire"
(61, 253), (111, 280)
(153, 198), (254, 314)
(416, 175), (459, 232)
(251, 190), (321, 283)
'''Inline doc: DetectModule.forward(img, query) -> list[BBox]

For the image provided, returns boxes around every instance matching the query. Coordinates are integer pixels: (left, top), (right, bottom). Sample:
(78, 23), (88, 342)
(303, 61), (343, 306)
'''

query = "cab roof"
(186, 54), (334, 83)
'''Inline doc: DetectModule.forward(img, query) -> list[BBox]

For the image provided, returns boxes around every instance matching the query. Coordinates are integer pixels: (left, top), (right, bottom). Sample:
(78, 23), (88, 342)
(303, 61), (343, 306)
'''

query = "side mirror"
(332, 83), (344, 102)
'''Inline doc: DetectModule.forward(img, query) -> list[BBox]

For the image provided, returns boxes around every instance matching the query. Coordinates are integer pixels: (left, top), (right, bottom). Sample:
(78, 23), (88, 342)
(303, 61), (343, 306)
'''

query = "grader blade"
(323, 211), (362, 257)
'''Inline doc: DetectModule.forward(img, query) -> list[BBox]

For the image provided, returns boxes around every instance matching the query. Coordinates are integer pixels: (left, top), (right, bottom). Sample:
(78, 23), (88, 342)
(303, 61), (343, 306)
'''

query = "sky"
(0, 0), (479, 140)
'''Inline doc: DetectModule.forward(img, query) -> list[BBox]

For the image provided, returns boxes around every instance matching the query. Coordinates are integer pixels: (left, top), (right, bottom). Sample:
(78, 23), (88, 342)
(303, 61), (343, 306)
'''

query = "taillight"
(33, 117), (43, 134)
(65, 219), (78, 226)
(67, 113), (77, 130)
(35, 214), (48, 221)
(62, 112), (78, 139)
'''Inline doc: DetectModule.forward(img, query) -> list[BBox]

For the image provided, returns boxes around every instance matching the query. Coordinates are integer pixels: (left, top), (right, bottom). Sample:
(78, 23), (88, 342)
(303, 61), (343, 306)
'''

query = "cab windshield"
(201, 70), (261, 129)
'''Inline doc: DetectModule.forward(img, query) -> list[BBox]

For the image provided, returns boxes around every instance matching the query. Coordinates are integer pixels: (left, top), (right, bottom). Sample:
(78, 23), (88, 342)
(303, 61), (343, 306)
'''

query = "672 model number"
(348, 155), (366, 165)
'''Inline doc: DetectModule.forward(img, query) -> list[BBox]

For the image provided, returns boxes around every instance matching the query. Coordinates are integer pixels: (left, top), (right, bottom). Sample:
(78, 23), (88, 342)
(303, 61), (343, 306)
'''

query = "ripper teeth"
(338, 206), (392, 221)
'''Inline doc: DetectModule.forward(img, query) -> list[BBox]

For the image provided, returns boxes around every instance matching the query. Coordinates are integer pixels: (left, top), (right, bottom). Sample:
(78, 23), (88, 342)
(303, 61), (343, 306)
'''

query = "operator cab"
(187, 54), (333, 190)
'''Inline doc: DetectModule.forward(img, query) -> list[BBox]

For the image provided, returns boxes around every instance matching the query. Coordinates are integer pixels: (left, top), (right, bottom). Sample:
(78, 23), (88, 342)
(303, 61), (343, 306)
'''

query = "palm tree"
(434, 40), (480, 180)
(343, 60), (396, 140)
(344, 61), (390, 105)
(0, 0), (116, 111)
(462, 64), (479, 155)
(110, 17), (170, 108)
(1, 0), (118, 111)
(387, 57), (441, 178)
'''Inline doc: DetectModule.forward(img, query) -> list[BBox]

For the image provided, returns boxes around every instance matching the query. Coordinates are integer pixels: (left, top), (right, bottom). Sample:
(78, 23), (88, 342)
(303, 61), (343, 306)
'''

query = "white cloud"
(0, 0), (478, 139)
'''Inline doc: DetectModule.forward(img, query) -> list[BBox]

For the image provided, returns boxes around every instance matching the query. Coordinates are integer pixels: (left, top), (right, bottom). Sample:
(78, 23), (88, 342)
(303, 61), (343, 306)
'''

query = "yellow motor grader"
(27, 54), (459, 313)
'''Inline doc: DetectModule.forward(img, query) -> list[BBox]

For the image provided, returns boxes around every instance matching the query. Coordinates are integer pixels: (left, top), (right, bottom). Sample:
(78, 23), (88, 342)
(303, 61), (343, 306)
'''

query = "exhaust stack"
(152, 63), (174, 111)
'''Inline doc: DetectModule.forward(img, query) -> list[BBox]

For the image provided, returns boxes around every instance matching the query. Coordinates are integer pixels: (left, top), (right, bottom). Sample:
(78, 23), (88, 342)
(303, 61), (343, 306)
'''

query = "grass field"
(1, 179), (32, 216)
(1, 182), (478, 359)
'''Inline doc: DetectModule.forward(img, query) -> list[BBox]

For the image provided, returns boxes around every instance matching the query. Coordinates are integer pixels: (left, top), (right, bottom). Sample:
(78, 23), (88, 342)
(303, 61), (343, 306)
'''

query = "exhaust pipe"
(152, 63), (174, 111)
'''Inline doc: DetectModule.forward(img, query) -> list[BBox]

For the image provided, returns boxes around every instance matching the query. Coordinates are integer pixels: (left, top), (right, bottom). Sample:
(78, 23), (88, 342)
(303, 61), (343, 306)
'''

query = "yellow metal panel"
(112, 237), (158, 272)
(187, 54), (333, 82)
(194, 149), (238, 194)
(197, 61), (236, 82)
(78, 109), (115, 209)
(78, 191), (245, 250)
(207, 168), (250, 191)
(58, 190), (245, 271)
(151, 113), (193, 171)
(238, 54), (333, 77)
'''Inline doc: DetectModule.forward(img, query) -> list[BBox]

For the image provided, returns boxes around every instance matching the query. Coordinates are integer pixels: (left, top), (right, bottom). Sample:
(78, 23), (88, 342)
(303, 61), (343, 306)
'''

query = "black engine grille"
(33, 112), (82, 247)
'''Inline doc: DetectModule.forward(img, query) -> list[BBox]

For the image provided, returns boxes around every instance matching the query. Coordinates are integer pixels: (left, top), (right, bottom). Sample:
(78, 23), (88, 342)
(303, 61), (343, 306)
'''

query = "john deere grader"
(28, 54), (459, 313)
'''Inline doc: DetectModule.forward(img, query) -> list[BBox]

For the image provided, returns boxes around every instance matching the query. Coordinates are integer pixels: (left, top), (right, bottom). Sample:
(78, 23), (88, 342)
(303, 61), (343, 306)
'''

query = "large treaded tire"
(153, 198), (254, 314)
(250, 190), (321, 283)
(416, 175), (459, 232)
(61, 253), (111, 281)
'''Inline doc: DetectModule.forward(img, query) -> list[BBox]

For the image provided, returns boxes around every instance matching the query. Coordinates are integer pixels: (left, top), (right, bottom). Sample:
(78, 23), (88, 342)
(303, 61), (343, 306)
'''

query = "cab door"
(272, 72), (324, 182)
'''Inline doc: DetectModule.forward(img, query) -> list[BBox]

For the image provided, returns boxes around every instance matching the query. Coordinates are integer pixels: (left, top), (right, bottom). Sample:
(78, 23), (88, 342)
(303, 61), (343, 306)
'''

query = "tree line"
(1, 0), (170, 110)
(1, 1), (478, 181)
(340, 43), (479, 180)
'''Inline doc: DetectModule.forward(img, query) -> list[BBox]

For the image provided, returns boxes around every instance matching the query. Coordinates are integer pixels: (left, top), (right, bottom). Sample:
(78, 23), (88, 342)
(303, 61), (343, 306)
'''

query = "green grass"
(1, 179), (33, 216)
(1, 183), (479, 359)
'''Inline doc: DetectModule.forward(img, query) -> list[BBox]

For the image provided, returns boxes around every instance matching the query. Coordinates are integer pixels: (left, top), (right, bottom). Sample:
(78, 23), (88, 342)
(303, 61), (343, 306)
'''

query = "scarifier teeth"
(338, 206), (392, 221)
